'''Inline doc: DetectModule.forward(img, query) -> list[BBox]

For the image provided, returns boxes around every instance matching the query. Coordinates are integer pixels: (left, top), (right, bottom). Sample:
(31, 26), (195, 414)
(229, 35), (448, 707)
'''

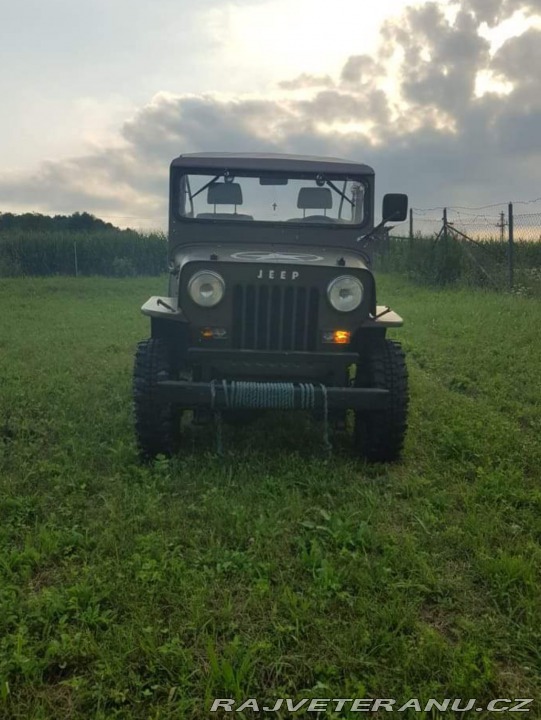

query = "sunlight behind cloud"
(478, 9), (541, 55)
(208, 0), (416, 90)
(474, 69), (514, 97)
(317, 120), (375, 136)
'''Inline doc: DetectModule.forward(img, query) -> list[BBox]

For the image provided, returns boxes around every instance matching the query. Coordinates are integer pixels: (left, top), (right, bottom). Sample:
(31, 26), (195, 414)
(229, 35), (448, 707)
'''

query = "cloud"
(2, 0), (541, 225)
(278, 74), (335, 90)
(492, 25), (541, 86)
(461, 0), (541, 25)
(384, 4), (490, 114)
(340, 55), (383, 85)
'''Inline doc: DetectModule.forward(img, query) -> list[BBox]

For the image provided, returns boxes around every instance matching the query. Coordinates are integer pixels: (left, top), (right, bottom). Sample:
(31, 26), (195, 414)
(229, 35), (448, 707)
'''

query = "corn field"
(2, 228), (541, 296)
(375, 234), (541, 296)
(0, 230), (167, 277)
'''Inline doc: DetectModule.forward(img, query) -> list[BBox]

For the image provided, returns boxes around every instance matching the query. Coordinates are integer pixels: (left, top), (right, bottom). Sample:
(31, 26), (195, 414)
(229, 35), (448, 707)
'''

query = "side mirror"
(382, 193), (408, 222)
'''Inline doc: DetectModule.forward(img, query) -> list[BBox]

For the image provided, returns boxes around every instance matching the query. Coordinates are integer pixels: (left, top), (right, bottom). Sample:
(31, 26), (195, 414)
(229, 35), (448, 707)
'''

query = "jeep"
(133, 152), (409, 461)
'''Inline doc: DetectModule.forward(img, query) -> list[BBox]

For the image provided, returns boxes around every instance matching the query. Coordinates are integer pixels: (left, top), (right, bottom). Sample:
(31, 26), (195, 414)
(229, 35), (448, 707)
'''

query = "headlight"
(327, 275), (364, 312)
(188, 270), (225, 307)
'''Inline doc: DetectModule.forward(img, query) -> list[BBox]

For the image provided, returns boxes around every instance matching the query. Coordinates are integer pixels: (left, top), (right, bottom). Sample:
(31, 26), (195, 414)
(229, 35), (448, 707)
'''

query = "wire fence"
(408, 205), (541, 243)
(380, 201), (541, 296)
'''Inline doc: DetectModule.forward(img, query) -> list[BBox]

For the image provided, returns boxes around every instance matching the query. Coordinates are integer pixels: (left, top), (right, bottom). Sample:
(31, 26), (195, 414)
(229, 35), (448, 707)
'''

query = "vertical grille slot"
(233, 283), (319, 351)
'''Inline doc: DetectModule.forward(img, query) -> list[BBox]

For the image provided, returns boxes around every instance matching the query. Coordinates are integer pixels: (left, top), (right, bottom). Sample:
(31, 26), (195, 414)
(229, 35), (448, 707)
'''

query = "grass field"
(1, 275), (540, 719)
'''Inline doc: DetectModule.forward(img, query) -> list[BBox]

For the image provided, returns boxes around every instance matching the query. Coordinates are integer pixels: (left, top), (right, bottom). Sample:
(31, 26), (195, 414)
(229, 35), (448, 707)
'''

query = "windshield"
(177, 171), (368, 226)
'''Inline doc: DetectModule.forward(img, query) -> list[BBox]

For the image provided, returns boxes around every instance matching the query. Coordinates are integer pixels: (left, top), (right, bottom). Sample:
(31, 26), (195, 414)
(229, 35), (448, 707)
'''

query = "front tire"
(354, 339), (409, 462)
(133, 338), (183, 460)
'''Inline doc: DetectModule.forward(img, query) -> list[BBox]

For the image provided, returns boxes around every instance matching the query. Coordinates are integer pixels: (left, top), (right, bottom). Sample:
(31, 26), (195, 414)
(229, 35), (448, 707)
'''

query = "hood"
(173, 243), (370, 273)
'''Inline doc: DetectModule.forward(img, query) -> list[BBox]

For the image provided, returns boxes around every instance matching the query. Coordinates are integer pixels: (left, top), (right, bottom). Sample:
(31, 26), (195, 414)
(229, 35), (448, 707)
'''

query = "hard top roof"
(171, 152), (374, 175)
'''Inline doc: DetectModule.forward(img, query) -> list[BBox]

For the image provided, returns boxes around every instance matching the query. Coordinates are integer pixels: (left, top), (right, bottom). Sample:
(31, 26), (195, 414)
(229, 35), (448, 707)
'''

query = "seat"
(195, 182), (253, 220)
(196, 212), (253, 220)
(288, 186), (335, 222)
(208, 182), (243, 206)
(287, 215), (335, 223)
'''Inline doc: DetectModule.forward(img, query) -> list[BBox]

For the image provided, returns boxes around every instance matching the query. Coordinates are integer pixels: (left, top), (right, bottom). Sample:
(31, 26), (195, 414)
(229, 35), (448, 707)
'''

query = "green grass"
(0, 275), (540, 719)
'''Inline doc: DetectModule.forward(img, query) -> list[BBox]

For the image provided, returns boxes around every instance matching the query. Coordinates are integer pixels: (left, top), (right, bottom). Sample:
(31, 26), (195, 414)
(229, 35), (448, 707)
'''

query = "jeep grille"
(232, 284), (319, 351)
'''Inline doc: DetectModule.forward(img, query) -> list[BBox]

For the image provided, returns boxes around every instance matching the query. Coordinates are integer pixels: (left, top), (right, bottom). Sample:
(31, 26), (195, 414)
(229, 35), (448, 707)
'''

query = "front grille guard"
(232, 284), (319, 351)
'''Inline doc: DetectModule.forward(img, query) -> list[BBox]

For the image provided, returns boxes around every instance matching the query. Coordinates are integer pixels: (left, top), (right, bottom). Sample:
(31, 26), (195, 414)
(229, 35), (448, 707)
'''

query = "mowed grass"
(0, 275), (540, 719)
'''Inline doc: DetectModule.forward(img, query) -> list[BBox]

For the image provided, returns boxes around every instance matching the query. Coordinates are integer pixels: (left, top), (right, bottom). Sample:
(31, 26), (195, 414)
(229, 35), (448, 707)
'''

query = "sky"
(1, 0), (541, 229)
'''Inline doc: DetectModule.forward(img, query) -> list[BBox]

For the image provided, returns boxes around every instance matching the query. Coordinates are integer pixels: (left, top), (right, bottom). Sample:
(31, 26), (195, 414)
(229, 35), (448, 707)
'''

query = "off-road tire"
(354, 339), (409, 462)
(133, 338), (184, 460)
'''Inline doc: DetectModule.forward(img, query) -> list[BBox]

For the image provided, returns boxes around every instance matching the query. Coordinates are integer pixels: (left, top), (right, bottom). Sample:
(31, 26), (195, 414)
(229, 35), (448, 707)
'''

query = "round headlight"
(327, 275), (364, 312)
(188, 270), (225, 307)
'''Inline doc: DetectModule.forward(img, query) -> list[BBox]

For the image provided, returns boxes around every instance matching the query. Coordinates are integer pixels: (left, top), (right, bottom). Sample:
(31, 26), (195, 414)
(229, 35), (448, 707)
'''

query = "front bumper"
(186, 348), (358, 382)
(155, 380), (389, 410)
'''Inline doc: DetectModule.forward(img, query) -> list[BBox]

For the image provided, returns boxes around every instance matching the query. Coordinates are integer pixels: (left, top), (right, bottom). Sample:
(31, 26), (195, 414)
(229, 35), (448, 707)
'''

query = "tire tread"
(355, 339), (409, 462)
(133, 338), (181, 460)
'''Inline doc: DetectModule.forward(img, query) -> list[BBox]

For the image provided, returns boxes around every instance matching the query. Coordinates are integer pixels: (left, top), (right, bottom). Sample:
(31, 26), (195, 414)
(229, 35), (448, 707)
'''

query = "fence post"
(508, 202), (514, 291)
(74, 240), (79, 277)
(443, 207), (448, 243)
(409, 208), (413, 241)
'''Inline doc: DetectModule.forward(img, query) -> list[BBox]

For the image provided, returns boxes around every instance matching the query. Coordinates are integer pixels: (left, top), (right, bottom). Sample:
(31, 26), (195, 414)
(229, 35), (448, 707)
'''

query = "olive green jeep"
(133, 152), (409, 461)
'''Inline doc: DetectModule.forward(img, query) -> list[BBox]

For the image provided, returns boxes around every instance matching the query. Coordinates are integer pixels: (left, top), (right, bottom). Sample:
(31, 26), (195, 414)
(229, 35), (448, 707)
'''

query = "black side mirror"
(382, 193), (408, 222)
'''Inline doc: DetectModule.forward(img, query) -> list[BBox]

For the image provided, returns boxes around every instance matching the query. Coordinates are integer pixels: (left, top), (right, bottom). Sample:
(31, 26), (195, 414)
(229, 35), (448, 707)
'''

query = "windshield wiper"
(326, 179), (354, 207)
(191, 174), (221, 201)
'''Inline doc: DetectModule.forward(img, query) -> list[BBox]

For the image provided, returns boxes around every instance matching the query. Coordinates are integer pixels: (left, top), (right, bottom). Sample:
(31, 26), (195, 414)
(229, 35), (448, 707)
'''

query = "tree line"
(0, 211), (120, 233)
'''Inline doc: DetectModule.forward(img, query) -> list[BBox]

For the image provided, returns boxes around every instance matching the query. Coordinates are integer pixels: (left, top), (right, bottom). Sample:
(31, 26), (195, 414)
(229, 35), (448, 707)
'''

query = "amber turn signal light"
(200, 327), (227, 340)
(322, 330), (351, 345)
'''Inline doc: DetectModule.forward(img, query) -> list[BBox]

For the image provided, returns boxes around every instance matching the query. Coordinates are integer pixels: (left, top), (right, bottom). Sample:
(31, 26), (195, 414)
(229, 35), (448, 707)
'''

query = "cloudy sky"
(1, 0), (540, 228)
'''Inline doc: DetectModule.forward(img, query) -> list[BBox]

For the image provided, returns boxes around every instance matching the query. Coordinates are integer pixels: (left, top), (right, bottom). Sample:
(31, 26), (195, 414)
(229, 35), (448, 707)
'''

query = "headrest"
(208, 182), (243, 205)
(297, 187), (333, 210)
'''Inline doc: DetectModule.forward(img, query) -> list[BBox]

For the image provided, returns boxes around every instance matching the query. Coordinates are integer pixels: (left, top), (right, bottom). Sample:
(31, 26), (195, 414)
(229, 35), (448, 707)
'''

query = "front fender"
(141, 296), (187, 322)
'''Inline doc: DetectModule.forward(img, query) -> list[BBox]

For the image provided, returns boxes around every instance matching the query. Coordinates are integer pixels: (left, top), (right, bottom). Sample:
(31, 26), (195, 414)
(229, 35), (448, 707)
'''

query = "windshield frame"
(171, 168), (372, 230)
